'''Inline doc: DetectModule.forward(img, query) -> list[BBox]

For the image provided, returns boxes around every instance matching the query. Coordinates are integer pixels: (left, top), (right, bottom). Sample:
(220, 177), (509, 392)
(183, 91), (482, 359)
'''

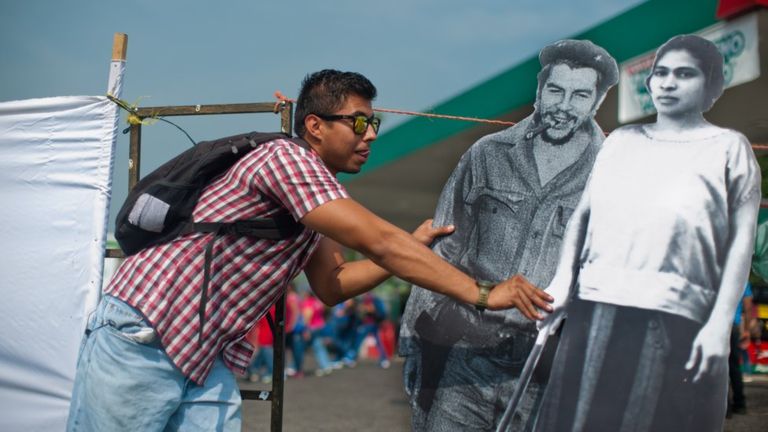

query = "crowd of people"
(244, 285), (394, 383)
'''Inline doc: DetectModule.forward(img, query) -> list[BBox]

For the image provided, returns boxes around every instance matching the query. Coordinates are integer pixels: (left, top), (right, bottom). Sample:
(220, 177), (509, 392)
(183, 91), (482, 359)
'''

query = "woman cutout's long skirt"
(535, 298), (727, 432)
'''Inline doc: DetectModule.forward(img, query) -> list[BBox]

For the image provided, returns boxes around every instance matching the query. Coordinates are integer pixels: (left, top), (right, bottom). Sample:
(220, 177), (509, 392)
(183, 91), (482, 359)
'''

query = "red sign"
(717, 0), (768, 18)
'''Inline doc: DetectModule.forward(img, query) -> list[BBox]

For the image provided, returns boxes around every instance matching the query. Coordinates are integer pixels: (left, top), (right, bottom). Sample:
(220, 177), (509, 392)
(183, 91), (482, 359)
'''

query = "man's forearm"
(302, 198), (550, 316)
(364, 229), (478, 305)
(318, 259), (392, 305)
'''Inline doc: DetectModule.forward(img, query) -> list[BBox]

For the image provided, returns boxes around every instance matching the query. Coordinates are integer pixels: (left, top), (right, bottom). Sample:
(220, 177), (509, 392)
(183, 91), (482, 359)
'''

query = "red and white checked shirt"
(105, 138), (348, 384)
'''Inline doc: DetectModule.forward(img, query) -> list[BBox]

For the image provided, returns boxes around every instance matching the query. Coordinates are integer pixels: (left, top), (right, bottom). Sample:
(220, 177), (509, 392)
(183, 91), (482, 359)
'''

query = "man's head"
(295, 70), (379, 174)
(295, 70), (378, 139)
(534, 40), (618, 144)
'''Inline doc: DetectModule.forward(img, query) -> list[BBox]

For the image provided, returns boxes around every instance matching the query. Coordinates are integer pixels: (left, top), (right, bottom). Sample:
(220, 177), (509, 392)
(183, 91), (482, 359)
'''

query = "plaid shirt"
(106, 139), (348, 384)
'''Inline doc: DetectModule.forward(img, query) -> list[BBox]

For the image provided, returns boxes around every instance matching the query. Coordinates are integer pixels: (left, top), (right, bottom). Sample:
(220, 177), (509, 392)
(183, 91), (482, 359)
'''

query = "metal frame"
(106, 100), (293, 432)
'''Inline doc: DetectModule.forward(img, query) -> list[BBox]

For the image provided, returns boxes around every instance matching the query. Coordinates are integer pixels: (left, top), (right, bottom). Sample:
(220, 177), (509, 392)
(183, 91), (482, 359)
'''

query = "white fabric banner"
(0, 89), (120, 430)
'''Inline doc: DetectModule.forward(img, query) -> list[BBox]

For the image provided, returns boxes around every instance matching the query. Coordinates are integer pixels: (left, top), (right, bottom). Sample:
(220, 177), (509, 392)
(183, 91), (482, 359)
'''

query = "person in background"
(353, 292), (391, 368)
(285, 284), (306, 378)
(728, 281), (755, 415)
(300, 290), (334, 376)
(246, 306), (275, 384)
(328, 299), (359, 368)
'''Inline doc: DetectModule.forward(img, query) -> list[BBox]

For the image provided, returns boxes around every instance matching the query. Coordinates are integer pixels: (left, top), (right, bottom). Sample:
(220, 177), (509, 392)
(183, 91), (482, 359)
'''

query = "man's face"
(313, 94), (377, 175)
(537, 64), (599, 144)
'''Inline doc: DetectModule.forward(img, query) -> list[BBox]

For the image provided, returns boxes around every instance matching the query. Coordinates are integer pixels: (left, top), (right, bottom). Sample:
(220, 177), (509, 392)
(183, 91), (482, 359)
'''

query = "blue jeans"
(309, 329), (332, 370)
(249, 346), (274, 377)
(66, 295), (241, 431)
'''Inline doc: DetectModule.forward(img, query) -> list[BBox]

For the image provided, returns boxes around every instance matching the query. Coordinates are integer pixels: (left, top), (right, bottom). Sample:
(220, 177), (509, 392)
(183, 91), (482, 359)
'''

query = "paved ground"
(241, 357), (768, 432)
(241, 357), (410, 432)
(724, 374), (768, 432)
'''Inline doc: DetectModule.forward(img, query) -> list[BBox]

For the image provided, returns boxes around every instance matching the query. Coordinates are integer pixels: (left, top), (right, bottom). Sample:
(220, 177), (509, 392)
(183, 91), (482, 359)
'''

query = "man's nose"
(363, 123), (377, 142)
(557, 94), (572, 111)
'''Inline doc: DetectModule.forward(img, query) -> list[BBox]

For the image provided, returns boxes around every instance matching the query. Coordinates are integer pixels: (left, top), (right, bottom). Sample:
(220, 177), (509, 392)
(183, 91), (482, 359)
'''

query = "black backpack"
(114, 131), (306, 344)
(115, 131), (304, 255)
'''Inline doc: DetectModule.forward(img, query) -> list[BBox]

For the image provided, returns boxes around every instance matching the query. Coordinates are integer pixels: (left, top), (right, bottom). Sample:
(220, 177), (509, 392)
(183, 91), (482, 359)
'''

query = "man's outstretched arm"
(301, 198), (553, 319)
(303, 219), (451, 305)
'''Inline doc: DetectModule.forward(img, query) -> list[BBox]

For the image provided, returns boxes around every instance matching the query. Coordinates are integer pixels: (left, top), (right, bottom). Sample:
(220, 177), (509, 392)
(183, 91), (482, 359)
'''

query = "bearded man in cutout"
(398, 40), (618, 431)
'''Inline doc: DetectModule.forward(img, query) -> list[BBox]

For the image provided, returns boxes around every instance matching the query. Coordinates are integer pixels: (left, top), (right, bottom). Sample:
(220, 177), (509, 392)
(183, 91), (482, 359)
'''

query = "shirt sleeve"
(727, 132), (761, 210)
(430, 143), (475, 261)
(256, 141), (349, 220)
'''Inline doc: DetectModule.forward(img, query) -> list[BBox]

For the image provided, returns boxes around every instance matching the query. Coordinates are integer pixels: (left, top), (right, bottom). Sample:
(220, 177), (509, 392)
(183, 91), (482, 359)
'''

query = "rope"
(111, 92), (768, 150)
(273, 91), (768, 149)
(273, 91), (516, 127)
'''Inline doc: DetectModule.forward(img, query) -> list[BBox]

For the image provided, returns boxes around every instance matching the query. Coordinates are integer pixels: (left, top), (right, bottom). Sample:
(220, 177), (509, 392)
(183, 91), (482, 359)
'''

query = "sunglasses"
(314, 113), (381, 135)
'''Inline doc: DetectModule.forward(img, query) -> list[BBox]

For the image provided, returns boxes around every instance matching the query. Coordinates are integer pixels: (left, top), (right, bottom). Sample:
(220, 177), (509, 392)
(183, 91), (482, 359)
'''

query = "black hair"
(645, 34), (725, 111)
(294, 70), (377, 138)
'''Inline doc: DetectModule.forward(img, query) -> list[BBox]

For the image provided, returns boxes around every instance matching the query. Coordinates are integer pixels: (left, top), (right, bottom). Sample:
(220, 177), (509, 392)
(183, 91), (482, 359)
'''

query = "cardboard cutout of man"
(398, 40), (618, 431)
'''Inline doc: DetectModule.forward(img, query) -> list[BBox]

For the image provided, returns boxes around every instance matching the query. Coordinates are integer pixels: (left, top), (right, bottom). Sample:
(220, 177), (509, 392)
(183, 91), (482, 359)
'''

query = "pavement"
(240, 357), (768, 432)
(724, 373), (768, 432)
(241, 357), (410, 432)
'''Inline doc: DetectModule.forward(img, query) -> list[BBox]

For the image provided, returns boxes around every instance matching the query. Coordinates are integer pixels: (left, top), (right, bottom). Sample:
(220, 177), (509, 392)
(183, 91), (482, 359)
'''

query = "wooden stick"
(112, 33), (128, 61)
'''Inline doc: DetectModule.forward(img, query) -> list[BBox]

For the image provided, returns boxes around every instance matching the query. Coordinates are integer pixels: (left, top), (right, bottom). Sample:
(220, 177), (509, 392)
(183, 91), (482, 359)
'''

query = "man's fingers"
(412, 218), (454, 244)
(536, 289), (554, 303)
(531, 295), (554, 313)
(518, 293), (542, 321)
(528, 287), (554, 312)
(433, 224), (455, 236)
(519, 283), (553, 313)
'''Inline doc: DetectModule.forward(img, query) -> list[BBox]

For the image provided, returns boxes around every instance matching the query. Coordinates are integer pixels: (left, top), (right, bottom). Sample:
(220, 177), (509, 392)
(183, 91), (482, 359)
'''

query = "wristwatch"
(474, 280), (495, 312)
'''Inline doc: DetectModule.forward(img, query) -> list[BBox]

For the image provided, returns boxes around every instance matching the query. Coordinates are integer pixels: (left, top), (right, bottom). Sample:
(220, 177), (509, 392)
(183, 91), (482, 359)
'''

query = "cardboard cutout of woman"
(535, 35), (761, 432)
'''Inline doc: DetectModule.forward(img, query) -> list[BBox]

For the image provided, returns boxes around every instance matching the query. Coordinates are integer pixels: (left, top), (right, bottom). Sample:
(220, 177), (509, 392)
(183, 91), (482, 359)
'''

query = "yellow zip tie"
(107, 94), (160, 127)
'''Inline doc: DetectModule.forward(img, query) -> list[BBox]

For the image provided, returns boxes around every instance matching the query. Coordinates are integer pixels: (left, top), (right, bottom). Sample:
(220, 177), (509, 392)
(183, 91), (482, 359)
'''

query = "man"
(398, 40), (618, 431)
(66, 69), (552, 431)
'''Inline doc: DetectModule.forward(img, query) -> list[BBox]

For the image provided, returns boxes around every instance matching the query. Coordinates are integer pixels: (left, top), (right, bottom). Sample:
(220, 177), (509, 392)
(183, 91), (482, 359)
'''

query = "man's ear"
(305, 114), (324, 142)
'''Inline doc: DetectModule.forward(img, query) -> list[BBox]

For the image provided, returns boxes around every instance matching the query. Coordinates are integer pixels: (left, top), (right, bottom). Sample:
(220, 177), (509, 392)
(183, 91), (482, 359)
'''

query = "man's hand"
(487, 274), (553, 320)
(685, 321), (730, 382)
(536, 281), (571, 333)
(411, 219), (454, 246)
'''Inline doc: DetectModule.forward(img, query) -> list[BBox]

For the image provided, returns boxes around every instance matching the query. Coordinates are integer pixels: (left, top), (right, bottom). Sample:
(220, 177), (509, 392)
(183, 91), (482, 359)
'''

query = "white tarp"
(0, 61), (122, 431)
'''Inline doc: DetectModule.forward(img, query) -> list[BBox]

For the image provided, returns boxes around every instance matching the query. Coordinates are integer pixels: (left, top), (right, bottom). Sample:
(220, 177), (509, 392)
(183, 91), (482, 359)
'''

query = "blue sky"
(1, 0), (643, 226)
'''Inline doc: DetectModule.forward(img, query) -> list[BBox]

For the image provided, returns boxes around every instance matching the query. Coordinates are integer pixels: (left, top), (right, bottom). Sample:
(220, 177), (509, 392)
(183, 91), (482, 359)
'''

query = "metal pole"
(496, 321), (555, 432)
(269, 101), (293, 432)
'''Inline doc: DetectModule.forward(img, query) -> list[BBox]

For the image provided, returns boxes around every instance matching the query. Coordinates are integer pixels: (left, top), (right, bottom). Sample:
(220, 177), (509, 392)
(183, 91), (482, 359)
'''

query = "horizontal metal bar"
(241, 389), (273, 401)
(134, 102), (277, 117)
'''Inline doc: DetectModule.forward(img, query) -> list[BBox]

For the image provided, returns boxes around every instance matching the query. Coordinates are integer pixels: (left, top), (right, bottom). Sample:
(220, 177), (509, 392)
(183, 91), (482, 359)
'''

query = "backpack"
(115, 131), (304, 255)
(114, 131), (306, 344)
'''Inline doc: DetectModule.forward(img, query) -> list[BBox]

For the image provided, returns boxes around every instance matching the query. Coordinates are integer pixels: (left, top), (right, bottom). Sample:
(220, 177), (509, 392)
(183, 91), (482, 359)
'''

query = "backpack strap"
(192, 136), (310, 345)
(198, 225), (222, 345)
(190, 216), (302, 345)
